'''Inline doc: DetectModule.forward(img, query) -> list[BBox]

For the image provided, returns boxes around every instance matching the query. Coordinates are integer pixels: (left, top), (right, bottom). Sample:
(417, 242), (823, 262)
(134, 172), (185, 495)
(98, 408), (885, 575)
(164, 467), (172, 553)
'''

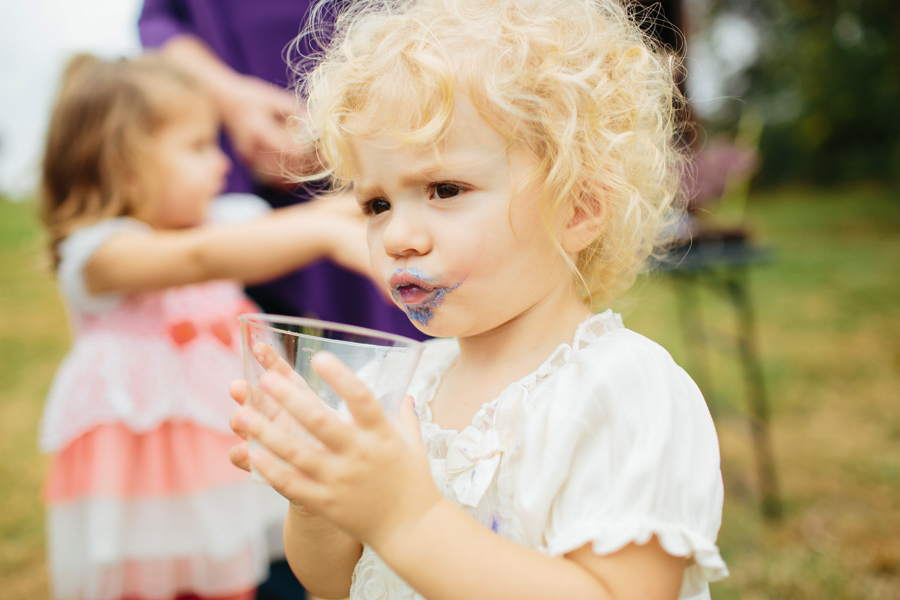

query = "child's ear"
(561, 197), (605, 254)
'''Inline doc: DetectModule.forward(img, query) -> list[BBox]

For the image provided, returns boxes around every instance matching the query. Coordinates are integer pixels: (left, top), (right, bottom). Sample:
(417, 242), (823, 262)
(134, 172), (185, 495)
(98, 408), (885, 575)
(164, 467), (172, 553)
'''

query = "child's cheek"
(441, 230), (486, 286)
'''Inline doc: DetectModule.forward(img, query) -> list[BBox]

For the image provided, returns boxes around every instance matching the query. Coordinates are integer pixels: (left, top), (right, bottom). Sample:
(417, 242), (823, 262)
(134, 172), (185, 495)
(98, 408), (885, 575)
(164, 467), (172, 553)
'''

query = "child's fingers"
(248, 444), (325, 506)
(394, 395), (423, 447)
(311, 351), (387, 429)
(248, 342), (324, 425)
(237, 362), (302, 423)
(232, 373), (279, 418)
(229, 379), (249, 406)
(233, 399), (337, 484)
(242, 381), (284, 421)
(230, 407), (251, 440)
(252, 342), (309, 387)
(259, 369), (355, 454)
(230, 397), (295, 440)
(229, 440), (251, 472)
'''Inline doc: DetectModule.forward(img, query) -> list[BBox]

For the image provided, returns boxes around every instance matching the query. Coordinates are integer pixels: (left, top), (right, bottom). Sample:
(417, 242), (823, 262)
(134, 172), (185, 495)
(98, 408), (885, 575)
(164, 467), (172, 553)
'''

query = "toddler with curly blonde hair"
(230, 1), (729, 598)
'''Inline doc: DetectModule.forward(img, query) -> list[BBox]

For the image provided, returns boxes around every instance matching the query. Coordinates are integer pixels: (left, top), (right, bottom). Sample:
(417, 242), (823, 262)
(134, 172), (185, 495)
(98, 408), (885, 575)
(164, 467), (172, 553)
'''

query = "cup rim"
(238, 313), (426, 350)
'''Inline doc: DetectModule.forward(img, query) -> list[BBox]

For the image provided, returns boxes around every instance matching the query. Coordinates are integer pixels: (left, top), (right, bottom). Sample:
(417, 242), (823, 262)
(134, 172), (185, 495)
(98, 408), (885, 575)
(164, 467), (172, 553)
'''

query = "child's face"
(147, 99), (229, 229)
(350, 97), (576, 338)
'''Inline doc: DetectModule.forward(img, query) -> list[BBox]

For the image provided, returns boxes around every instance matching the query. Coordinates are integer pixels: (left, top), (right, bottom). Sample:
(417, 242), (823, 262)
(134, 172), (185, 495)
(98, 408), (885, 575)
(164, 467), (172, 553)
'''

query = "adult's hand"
(159, 35), (318, 189)
(217, 74), (318, 188)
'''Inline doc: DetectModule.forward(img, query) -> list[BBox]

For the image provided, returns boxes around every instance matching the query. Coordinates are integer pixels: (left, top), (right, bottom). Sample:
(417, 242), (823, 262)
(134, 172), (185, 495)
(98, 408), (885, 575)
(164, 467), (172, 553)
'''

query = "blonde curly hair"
(294, 0), (687, 307)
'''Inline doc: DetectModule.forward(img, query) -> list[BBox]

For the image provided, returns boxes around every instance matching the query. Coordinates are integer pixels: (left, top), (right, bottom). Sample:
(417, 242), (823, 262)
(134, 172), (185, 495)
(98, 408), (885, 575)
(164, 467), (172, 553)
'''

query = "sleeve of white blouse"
(516, 328), (728, 591)
(57, 218), (153, 314)
(206, 193), (271, 224)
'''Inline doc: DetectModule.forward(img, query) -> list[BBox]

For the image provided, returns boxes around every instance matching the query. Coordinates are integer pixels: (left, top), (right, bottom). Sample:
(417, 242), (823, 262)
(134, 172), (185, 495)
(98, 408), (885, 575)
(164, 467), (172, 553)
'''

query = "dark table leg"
(672, 272), (718, 415)
(666, 257), (782, 521)
(724, 266), (782, 520)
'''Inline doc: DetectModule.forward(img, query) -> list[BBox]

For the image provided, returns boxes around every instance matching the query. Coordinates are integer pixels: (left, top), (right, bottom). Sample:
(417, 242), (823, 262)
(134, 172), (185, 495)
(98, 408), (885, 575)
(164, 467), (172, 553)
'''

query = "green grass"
(616, 186), (900, 599)
(2, 187), (899, 599)
(0, 199), (64, 599)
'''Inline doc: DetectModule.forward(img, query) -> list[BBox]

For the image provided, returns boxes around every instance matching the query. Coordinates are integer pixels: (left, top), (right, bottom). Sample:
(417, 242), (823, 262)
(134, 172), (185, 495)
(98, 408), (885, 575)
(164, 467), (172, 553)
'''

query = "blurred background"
(1, 0), (898, 599)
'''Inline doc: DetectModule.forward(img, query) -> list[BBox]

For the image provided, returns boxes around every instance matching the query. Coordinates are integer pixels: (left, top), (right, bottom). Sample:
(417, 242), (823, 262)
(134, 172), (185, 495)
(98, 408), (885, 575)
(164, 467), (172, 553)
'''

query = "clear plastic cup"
(238, 314), (426, 482)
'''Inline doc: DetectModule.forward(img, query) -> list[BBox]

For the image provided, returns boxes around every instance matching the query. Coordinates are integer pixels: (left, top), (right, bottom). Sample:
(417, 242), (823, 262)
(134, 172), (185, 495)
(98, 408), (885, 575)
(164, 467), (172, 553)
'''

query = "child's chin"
(401, 306), (445, 334)
(412, 315), (470, 341)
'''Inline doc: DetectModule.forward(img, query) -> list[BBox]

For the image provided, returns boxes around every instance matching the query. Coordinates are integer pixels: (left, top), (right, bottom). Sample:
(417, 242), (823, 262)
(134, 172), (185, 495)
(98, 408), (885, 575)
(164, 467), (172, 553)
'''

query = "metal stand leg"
(667, 262), (782, 521)
(672, 273), (718, 415)
(725, 267), (782, 520)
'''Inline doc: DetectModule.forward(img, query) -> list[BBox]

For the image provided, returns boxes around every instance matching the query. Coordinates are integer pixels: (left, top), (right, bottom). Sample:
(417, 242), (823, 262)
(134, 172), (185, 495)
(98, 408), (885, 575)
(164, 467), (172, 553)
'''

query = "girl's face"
(146, 98), (230, 229)
(350, 97), (579, 339)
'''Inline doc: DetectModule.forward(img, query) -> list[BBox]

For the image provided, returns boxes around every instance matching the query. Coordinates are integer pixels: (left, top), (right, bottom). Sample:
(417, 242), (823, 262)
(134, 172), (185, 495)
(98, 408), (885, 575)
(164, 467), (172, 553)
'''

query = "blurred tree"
(634, 1), (701, 145)
(697, 0), (900, 186)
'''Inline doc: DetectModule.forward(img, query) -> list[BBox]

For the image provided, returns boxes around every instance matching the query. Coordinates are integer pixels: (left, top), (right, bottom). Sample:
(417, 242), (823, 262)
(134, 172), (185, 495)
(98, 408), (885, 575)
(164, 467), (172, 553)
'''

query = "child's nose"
(381, 204), (432, 258)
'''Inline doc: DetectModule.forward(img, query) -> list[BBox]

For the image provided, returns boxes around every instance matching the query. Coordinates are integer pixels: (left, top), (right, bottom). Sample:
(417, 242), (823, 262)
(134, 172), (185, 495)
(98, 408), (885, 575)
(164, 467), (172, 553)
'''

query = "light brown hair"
(39, 53), (209, 267)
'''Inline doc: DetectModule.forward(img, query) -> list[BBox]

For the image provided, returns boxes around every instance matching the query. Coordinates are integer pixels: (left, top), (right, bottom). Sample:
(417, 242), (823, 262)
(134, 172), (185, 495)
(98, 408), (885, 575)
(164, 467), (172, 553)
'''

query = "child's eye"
(363, 197), (392, 216)
(430, 182), (466, 199)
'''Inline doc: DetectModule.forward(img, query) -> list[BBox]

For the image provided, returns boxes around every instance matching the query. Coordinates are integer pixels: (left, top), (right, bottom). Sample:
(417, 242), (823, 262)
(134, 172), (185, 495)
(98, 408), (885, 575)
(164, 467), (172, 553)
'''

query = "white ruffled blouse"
(349, 310), (728, 600)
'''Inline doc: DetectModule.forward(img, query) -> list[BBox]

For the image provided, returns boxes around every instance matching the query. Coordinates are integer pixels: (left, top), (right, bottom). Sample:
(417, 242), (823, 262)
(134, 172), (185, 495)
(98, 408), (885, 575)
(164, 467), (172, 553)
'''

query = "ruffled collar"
(414, 310), (624, 507)
(415, 309), (623, 433)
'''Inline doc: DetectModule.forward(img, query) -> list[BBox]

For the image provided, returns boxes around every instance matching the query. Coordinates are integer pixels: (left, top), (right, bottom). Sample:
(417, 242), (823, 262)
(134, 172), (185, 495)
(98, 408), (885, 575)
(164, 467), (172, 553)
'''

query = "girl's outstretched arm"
(241, 353), (687, 600)
(85, 194), (369, 294)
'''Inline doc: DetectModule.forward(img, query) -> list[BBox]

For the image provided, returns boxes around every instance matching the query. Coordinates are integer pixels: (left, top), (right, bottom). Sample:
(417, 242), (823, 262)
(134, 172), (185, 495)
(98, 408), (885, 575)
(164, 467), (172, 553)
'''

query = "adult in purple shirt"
(139, 0), (426, 343)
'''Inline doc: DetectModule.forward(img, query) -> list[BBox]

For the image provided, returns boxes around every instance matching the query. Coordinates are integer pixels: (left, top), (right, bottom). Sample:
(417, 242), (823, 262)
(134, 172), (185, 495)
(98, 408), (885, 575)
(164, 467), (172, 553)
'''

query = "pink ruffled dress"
(39, 196), (288, 600)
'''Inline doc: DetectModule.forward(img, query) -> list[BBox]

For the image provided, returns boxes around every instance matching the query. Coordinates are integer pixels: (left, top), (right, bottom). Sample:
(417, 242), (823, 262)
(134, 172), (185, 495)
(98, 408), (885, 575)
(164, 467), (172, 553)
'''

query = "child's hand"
(233, 351), (443, 549)
(228, 379), (253, 472)
(228, 342), (312, 473)
(310, 193), (373, 280)
(273, 194), (375, 284)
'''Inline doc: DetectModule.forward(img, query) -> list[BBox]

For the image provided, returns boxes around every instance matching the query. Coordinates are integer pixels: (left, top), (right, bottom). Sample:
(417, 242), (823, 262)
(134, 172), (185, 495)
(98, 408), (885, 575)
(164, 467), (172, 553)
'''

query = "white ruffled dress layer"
(350, 310), (729, 600)
(39, 195), (288, 600)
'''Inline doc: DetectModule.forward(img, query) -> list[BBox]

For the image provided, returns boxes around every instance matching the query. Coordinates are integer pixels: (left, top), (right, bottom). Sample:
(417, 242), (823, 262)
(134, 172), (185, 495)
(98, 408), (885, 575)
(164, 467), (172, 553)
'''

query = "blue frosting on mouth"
(390, 269), (460, 326)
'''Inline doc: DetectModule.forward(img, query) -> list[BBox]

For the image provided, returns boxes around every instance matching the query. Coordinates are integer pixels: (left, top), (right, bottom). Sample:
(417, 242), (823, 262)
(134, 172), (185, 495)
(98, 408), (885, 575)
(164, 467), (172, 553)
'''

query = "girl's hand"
(228, 342), (314, 473)
(228, 379), (252, 472)
(309, 193), (372, 280)
(232, 351), (443, 548)
(231, 346), (367, 597)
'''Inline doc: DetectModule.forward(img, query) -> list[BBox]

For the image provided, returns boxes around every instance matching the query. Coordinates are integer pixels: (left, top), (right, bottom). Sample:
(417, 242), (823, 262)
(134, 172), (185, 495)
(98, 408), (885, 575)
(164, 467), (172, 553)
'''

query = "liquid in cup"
(238, 314), (426, 482)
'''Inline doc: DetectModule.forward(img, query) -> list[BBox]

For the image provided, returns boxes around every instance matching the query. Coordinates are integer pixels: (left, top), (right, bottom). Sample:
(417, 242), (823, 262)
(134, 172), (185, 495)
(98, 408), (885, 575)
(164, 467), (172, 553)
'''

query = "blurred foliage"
(697, 0), (900, 187)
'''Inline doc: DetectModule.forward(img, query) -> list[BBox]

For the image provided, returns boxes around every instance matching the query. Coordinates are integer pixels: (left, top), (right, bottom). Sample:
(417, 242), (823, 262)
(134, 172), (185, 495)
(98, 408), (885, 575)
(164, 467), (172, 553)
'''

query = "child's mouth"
(388, 269), (461, 326)
(389, 270), (437, 305)
(395, 283), (434, 304)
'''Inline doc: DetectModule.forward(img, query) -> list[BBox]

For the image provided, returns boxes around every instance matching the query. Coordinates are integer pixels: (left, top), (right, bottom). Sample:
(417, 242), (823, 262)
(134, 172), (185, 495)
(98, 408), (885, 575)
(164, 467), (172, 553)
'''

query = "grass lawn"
(1, 186), (898, 599)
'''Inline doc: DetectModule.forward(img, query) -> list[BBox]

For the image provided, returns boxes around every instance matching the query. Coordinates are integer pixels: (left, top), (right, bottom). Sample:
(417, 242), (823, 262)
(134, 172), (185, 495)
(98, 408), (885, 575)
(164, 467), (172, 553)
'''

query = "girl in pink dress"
(37, 53), (368, 600)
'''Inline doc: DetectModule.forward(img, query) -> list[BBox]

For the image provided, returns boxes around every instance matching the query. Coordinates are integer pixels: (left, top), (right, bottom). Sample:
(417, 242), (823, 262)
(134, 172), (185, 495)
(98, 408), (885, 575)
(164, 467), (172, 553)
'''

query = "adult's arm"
(138, 0), (317, 187)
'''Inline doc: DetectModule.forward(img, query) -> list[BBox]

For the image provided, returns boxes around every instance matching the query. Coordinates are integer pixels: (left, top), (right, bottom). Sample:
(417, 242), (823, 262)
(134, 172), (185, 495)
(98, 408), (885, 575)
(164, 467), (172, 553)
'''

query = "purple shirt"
(139, 0), (426, 340)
